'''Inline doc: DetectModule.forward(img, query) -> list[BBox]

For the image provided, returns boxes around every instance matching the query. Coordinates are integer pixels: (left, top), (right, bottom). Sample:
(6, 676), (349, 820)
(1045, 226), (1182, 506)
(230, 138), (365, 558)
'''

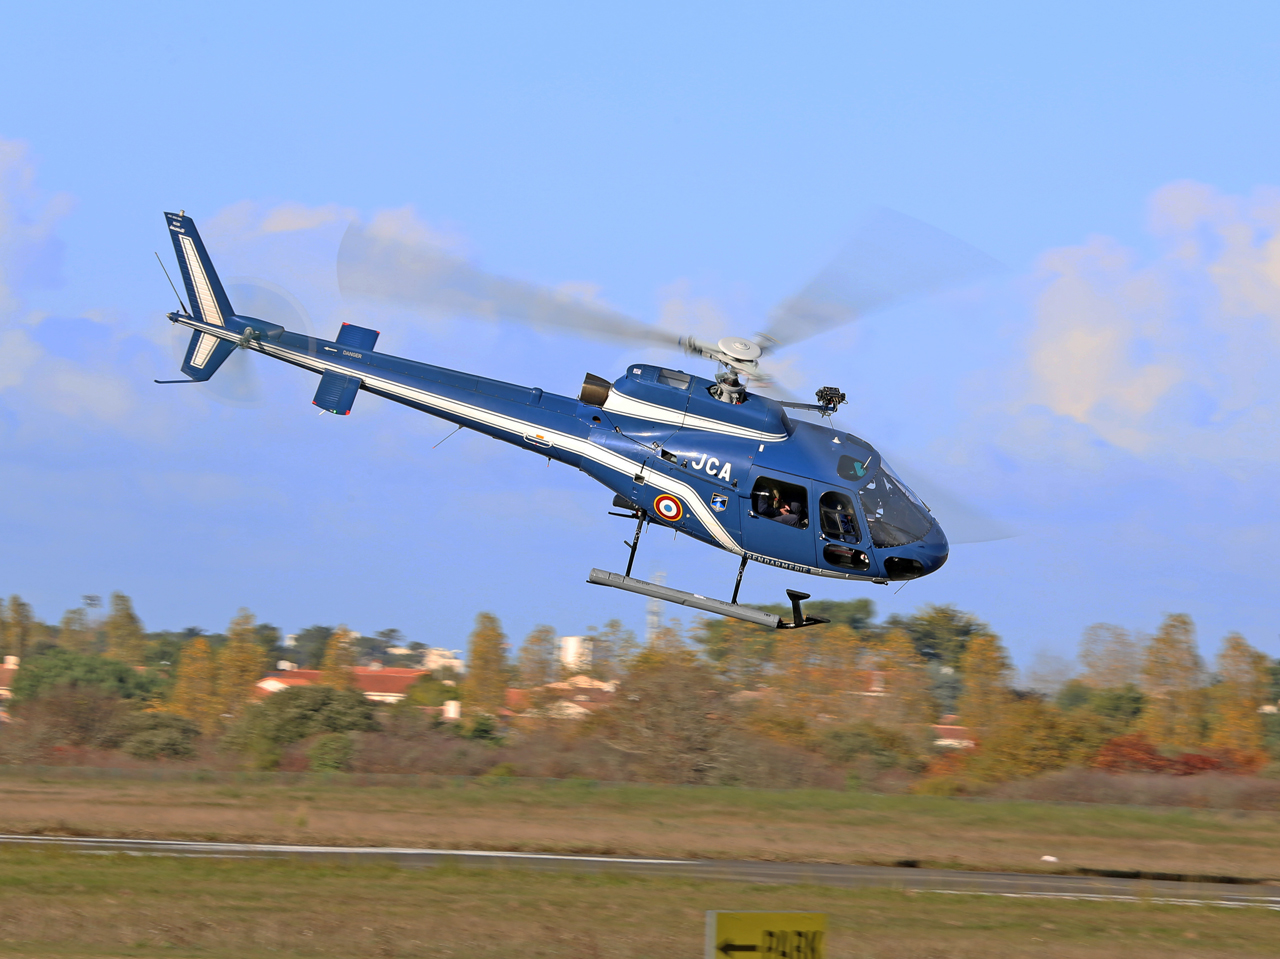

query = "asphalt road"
(2, 834), (1276, 910)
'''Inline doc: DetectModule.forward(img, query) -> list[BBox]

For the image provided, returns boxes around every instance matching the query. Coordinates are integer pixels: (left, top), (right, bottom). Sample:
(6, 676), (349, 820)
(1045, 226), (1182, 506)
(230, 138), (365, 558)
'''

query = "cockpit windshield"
(858, 466), (934, 547)
(880, 461), (929, 511)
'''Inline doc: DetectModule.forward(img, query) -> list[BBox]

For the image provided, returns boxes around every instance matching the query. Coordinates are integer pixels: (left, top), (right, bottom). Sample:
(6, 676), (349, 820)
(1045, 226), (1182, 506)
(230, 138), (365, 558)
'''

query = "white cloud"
(206, 200), (358, 242)
(1018, 181), (1280, 464)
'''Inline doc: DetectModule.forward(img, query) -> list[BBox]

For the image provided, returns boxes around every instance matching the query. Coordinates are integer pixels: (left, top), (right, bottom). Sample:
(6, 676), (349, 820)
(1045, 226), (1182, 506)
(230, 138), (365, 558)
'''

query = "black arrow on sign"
(719, 941), (758, 956)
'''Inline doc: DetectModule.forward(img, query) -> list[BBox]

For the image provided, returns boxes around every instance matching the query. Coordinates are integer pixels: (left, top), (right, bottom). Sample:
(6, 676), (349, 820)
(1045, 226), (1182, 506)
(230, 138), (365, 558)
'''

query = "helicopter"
(156, 210), (996, 630)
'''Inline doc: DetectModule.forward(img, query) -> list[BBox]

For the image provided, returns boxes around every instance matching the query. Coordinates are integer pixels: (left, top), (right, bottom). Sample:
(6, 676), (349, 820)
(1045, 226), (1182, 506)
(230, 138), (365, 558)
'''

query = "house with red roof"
(256, 665), (429, 704)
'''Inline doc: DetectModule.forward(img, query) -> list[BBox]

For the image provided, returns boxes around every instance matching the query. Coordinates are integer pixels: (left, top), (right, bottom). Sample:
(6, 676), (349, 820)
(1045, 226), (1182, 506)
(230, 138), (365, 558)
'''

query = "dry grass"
(0, 845), (1277, 959)
(0, 773), (1279, 880)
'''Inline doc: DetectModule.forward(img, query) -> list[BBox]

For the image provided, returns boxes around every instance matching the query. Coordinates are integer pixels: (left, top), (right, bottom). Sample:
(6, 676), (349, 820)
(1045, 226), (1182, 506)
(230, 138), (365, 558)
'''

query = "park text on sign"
(705, 912), (826, 959)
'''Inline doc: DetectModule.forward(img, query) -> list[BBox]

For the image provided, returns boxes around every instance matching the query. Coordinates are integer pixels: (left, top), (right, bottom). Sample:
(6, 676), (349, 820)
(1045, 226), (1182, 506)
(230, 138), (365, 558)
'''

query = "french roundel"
(653, 494), (683, 522)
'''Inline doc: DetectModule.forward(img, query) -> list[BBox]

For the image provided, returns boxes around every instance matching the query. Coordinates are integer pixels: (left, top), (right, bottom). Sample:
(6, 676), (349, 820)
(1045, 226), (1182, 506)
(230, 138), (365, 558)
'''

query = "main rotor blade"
(337, 220), (683, 349)
(882, 456), (1018, 545)
(759, 208), (1000, 352)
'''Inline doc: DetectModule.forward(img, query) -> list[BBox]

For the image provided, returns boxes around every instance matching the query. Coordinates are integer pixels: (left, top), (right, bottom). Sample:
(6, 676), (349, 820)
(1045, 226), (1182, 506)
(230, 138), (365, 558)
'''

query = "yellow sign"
(705, 912), (826, 959)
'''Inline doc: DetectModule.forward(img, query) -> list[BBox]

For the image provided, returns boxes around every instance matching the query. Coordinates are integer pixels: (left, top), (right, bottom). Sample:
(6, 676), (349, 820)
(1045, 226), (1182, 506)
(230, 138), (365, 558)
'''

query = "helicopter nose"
(919, 522), (949, 574)
(880, 522), (949, 580)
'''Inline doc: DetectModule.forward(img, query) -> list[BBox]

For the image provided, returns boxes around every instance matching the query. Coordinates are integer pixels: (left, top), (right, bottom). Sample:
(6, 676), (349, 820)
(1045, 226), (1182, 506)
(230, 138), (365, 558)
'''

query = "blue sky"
(2, 3), (1278, 669)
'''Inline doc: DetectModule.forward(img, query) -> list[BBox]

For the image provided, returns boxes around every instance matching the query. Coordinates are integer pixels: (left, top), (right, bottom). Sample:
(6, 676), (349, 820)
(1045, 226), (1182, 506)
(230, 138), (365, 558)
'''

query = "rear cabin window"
(750, 477), (808, 529)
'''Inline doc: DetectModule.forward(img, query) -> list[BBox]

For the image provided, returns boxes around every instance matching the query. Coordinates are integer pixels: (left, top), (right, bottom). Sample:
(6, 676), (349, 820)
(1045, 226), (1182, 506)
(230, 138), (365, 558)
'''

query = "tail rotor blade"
(226, 276), (314, 337)
(336, 219), (683, 348)
(167, 277), (313, 409)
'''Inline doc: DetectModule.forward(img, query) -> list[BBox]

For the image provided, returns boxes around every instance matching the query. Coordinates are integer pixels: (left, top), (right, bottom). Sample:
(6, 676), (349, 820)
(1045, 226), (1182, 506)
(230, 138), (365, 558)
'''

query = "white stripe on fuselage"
(602, 389), (787, 442)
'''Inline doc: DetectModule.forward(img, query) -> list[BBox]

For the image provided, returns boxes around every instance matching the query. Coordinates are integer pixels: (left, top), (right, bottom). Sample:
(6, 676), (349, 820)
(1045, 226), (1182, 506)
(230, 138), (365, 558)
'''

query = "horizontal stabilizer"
(335, 322), (379, 352)
(181, 330), (237, 381)
(587, 568), (782, 628)
(313, 370), (362, 415)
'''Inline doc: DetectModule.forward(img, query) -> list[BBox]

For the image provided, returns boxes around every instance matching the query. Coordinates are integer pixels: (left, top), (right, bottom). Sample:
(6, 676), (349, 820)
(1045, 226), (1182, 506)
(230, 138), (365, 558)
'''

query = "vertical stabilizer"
(163, 212), (239, 381)
(165, 212), (234, 327)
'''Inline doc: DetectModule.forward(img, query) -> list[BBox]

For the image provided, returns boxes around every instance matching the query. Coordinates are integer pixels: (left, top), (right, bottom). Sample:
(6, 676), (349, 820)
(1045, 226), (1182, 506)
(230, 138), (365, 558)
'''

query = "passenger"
(755, 487), (782, 519)
(774, 501), (802, 527)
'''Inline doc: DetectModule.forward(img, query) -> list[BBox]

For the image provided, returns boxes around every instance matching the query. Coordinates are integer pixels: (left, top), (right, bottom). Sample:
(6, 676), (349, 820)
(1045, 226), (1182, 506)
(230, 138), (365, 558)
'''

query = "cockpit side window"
(858, 469), (934, 547)
(819, 491), (861, 543)
(750, 477), (808, 529)
(837, 453), (872, 482)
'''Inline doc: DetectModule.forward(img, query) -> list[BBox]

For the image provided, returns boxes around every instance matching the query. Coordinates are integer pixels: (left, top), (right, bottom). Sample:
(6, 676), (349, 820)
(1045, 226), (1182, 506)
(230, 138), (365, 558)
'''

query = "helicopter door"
(741, 469), (815, 569)
(817, 490), (871, 572)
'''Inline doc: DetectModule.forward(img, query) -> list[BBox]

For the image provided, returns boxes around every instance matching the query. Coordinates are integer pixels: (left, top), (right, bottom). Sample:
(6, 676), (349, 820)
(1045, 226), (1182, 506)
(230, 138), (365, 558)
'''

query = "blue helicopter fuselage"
(167, 309), (948, 584)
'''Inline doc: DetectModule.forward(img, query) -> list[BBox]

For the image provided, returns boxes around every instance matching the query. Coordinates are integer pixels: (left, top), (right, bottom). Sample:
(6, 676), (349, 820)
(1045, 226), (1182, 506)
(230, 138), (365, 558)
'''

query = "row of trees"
(456, 603), (1279, 785)
(4, 589), (1277, 787)
(1, 593), (148, 664)
(0, 593), (421, 672)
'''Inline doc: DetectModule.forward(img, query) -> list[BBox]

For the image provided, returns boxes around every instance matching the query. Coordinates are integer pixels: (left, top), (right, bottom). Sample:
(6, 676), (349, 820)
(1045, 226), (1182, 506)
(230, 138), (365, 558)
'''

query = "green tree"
(516, 624), (560, 687)
(955, 633), (1013, 733)
(1138, 613), (1205, 749)
(462, 613), (509, 715)
(104, 592), (146, 666)
(10, 647), (158, 703)
(586, 619), (639, 681)
(168, 637), (221, 736)
(224, 685), (379, 767)
(319, 626), (358, 690)
(691, 616), (777, 688)
(1057, 680), (1145, 732)
(308, 732), (355, 771)
(397, 673), (456, 707)
(218, 609), (268, 722)
(56, 606), (94, 654)
(114, 713), (201, 760)
(884, 604), (989, 667)
(594, 647), (728, 784)
(3, 595), (35, 659)
(291, 625), (334, 669)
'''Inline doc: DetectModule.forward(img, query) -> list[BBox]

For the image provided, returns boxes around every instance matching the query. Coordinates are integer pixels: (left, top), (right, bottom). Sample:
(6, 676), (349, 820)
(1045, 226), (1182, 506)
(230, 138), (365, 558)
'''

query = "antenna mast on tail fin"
(155, 252), (190, 314)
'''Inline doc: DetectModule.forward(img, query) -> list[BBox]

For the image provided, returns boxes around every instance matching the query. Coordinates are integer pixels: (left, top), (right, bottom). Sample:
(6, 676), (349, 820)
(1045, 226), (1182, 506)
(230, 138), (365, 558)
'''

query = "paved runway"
(3, 834), (1276, 910)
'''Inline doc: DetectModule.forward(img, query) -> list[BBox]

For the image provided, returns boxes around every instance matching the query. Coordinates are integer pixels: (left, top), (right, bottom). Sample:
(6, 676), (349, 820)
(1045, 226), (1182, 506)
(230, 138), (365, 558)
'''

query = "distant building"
(256, 666), (428, 704)
(559, 635), (592, 673)
(931, 715), (975, 748)
(0, 655), (18, 701)
(504, 674), (616, 720)
(424, 648), (465, 673)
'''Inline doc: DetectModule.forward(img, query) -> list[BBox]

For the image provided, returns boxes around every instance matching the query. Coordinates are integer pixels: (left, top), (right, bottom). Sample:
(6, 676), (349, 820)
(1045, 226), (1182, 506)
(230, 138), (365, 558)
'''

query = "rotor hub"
(717, 336), (762, 362)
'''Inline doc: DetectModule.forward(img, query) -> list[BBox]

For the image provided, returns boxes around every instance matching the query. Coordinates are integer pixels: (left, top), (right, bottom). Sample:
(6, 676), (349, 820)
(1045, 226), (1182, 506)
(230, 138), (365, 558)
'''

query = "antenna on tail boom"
(154, 251), (190, 314)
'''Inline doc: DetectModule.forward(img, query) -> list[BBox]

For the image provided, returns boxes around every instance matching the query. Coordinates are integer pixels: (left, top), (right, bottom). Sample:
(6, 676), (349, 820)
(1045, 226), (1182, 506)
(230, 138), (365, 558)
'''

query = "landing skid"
(587, 569), (830, 630)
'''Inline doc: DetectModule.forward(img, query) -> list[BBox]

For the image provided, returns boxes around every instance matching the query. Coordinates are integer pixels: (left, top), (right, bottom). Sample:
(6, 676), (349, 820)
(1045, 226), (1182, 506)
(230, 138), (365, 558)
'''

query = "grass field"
(0, 845), (1276, 958)
(0, 772), (1278, 879)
